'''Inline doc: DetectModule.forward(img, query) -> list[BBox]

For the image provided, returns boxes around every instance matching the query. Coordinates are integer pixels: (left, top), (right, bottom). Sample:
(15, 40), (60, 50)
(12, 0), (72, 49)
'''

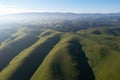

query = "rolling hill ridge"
(0, 27), (120, 80)
(0, 13), (120, 80)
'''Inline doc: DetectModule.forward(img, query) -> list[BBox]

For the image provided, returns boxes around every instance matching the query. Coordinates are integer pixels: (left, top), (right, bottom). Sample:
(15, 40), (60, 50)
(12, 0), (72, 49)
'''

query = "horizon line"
(1, 11), (120, 15)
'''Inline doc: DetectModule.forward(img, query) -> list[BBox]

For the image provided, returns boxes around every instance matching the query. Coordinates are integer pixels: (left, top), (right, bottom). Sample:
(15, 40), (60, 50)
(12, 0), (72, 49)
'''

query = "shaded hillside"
(0, 31), (61, 80)
(0, 26), (120, 80)
(77, 29), (120, 80)
(31, 33), (95, 80)
(0, 28), (39, 71)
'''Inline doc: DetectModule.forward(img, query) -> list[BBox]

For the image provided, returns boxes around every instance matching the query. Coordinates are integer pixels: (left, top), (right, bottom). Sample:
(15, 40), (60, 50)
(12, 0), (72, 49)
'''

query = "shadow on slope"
(31, 37), (95, 80)
(0, 34), (38, 71)
(68, 40), (95, 80)
(8, 34), (60, 80)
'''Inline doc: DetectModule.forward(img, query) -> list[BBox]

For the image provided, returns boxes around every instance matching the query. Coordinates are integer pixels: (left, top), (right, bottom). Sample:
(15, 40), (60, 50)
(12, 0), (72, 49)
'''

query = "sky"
(0, 0), (120, 15)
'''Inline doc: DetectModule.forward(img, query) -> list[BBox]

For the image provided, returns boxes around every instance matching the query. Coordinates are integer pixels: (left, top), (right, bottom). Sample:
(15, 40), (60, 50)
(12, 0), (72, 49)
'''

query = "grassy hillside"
(0, 27), (120, 80)
(0, 28), (39, 71)
(31, 33), (95, 80)
(77, 28), (120, 80)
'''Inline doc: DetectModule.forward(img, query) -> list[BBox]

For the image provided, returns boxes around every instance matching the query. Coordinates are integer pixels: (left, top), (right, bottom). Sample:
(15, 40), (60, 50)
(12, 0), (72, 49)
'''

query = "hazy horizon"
(0, 0), (120, 15)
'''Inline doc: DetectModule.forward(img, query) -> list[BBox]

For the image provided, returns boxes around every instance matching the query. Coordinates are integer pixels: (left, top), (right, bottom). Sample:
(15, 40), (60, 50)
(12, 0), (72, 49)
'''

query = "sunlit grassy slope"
(77, 28), (120, 80)
(0, 27), (120, 80)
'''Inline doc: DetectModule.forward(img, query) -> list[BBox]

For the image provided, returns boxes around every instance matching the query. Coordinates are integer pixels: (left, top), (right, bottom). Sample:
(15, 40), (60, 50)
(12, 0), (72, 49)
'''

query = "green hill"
(0, 26), (120, 80)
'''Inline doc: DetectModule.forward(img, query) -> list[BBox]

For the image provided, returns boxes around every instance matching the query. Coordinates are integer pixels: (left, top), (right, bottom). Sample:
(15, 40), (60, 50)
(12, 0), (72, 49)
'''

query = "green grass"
(77, 28), (120, 80)
(0, 27), (120, 80)
(31, 33), (80, 80)
(0, 28), (39, 71)
(0, 30), (61, 80)
(31, 33), (95, 80)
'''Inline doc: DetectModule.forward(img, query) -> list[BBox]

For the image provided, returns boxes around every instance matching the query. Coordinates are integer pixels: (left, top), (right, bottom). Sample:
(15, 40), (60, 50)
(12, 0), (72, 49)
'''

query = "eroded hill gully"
(68, 40), (95, 80)
(8, 34), (61, 80)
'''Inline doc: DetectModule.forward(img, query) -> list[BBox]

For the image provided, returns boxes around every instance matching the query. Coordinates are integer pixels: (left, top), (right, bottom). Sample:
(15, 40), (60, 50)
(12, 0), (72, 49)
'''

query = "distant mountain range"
(1, 12), (120, 30)
(1, 12), (120, 22)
